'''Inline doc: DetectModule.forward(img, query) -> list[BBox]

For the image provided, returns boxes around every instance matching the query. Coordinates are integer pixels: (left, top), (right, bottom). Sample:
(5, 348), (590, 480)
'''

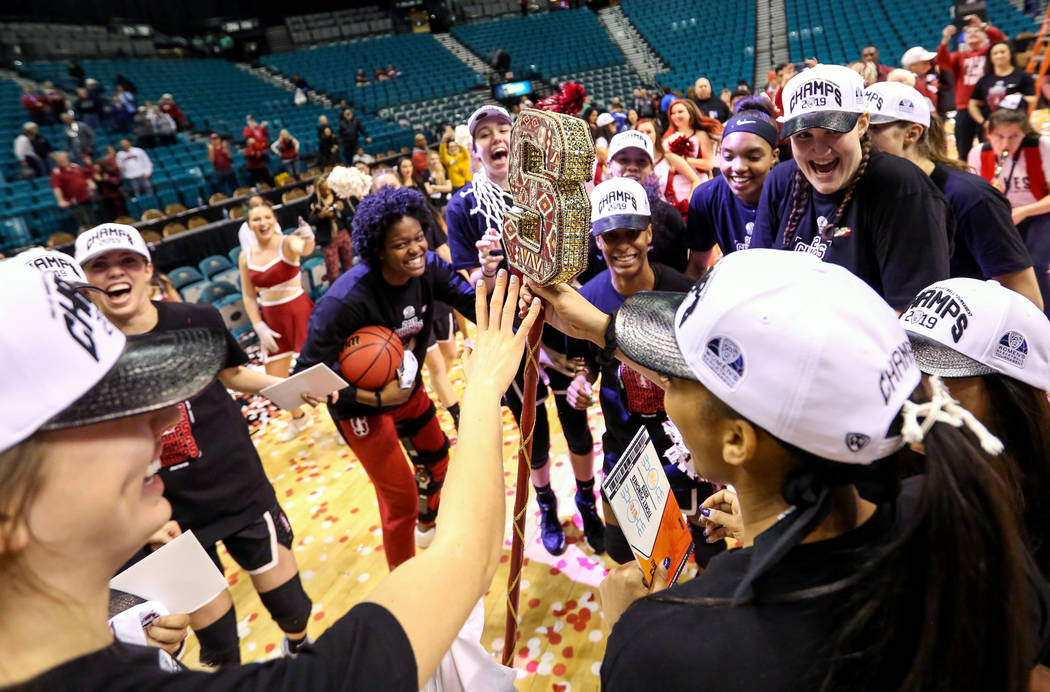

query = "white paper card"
(109, 531), (228, 614)
(260, 363), (349, 410)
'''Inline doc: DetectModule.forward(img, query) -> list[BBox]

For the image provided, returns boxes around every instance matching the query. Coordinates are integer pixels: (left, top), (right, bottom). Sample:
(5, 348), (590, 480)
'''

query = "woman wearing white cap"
(753, 64), (953, 311)
(523, 249), (1050, 690)
(865, 81), (1041, 309)
(901, 277), (1050, 577)
(0, 262), (542, 690)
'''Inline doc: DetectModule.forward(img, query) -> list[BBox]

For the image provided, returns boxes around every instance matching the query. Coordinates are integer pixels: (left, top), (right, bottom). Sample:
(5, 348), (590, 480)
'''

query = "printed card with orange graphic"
(602, 427), (693, 586)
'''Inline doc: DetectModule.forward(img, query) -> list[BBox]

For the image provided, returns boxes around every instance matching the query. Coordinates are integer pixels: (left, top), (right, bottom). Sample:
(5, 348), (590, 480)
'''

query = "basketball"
(337, 325), (404, 390)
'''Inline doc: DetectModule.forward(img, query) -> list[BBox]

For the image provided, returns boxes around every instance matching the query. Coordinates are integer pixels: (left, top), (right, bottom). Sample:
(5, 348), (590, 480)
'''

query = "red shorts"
(260, 291), (313, 361)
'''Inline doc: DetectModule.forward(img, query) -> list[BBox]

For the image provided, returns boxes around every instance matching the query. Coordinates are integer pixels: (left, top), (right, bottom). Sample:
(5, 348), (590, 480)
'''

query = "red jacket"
(50, 164), (92, 204)
(160, 102), (186, 127)
(21, 91), (45, 114)
(242, 124), (269, 145)
(244, 143), (268, 170)
(936, 26), (1006, 109)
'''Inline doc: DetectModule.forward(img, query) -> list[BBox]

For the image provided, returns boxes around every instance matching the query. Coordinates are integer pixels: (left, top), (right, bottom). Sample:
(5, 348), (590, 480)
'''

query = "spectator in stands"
(14, 122), (48, 178)
(937, 13), (1005, 162)
(423, 150), (452, 211)
(439, 127), (472, 190)
(114, 72), (137, 96)
(353, 146), (375, 167)
(20, 84), (47, 125)
(74, 87), (103, 132)
(61, 111), (96, 164)
(609, 98), (629, 132)
(244, 136), (273, 187)
(338, 108), (369, 165)
(595, 113), (618, 150)
(692, 77), (730, 122)
(149, 104), (178, 147)
(634, 88), (654, 119)
(41, 81), (67, 120)
(84, 77), (104, 101)
(660, 85), (675, 116)
(131, 107), (155, 149)
(385, 64), (401, 79)
(116, 138), (154, 198)
(270, 129), (302, 178)
(28, 121), (53, 170)
(292, 74), (309, 91)
(207, 134), (237, 196)
(888, 69), (917, 87)
(308, 174), (354, 282)
(113, 83), (135, 112)
(242, 115), (269, 146)
(50, 151), (96, 231)
(969, 41), (1037, 127)
(396, 157), (420, 190)
(158, 93), (187, 131)
(67, 59), (85, 87)
(375, 67), (390, 82)
(318, 126), (341, 169)
(412, 134), (429, 176)
(902, 46), (944, 110)
(860, 45), (894, 81)
(93, 154), (127, 221)
(582, 107), (600, 140)
(317, 114), (329, 141)
(719, 88), (733, 110)
(355, 68), (370, 87)
(108, 94), (133, 133)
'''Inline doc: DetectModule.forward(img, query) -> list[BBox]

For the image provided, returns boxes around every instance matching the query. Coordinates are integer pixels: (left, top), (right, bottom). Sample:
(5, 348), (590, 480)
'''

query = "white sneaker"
(280, 634), (312, 658)
(415, 524), (436, 548)
(279, 413), (311, 442)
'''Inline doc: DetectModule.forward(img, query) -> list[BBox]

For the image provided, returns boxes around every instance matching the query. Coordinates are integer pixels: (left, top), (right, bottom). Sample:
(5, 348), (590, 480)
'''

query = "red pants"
(322, 229), (353, 283)
(335, 386), (449, 570)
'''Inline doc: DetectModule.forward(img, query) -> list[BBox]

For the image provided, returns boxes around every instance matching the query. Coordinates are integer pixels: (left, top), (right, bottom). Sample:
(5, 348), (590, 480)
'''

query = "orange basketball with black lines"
(338, 325), (404, 390)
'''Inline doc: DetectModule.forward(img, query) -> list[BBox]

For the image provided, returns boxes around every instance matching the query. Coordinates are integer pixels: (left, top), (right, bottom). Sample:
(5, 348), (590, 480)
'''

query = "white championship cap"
(777, 64), (868, 139)
(901, 278), (1050, 392)
(467, 104), (512, 138)
(590, 177), (651, 236)
(0, 262), (227, 453)
(900, 46), (937, 68)
(17, 247), (88, 283)
(607, 129), (655, 163)
(615, 249), (919, 464)
(75, 223), (151, 266)
(865, 82), (931, 127)
(596, 112), (615, 128)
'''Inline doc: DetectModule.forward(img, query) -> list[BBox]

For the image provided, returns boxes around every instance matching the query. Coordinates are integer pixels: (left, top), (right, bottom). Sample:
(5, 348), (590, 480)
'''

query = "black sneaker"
(575, 490), (606, 554)
(537, 494), (566, 555)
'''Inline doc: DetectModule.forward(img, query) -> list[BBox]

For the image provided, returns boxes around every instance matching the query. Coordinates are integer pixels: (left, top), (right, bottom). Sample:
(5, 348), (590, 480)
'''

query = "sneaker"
(575, 490), (606, 554)
(536, 495), (566, 555)
(280, 634), (312, 658)
(415, 523), (436, 548)
(279, 413), (311, 442)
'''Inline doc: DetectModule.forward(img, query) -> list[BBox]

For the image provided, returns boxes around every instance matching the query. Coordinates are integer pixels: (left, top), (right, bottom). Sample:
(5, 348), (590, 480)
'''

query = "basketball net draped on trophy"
(500, 106), (595, 665)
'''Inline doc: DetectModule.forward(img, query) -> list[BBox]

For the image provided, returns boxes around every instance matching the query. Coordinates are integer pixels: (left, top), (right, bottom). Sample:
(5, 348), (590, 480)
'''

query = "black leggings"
(546, 368), (594, 456)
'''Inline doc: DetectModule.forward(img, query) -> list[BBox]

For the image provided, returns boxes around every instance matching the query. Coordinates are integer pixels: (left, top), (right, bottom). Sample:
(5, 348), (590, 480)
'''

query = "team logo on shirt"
(701, 336), (745, 389)
(845, 432), (871, 452)
(349, 417), (370, 437)
(736, 222), (754, 251)
(794, 235), (828, 259)
(403, 306), (415, 319)
(994, 330), (1029, 367)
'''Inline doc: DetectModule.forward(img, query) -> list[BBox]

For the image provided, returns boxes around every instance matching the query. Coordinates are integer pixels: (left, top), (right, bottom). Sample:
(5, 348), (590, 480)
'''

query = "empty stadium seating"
(551, 64), (646, 111)
(785, 0), (1037, 68)
(261, 34), (484, 111)
(285, 6), (393, 47)
(622, 0), (755, 93)
(451, 9), (626, 80)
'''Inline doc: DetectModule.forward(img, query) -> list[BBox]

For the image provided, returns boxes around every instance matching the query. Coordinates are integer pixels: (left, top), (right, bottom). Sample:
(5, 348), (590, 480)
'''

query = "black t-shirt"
(971, 68), (1035, 118)
(570, 264), (693, 461)
(687, 175), (765, 255)
(930, 163), (1032, 280)
(753, 151), (953, 309)
(649, 196), (690, 274)
(150, 301), (277, 546)
(692, 96), (730, 123)
(7, 602), (416, 691)
(295, 252), (476, 419)
(603, 477), (1050, 690)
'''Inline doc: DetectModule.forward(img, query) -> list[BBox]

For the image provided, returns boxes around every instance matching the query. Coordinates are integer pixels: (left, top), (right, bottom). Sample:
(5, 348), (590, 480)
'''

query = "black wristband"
(344, 384), (357, 405)
(375, 389), (382, 409)
(595, 310), (618, 367)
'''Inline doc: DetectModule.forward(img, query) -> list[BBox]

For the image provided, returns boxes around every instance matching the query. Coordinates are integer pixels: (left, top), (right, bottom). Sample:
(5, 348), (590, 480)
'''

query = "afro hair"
(351, 186), (432, 272)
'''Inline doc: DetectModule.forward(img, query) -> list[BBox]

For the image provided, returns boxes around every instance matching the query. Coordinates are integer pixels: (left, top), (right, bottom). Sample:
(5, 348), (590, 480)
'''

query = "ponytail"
(918, 114), (967, 171)
(824, 397), (1034, 691)
(782, 131), (872, 248)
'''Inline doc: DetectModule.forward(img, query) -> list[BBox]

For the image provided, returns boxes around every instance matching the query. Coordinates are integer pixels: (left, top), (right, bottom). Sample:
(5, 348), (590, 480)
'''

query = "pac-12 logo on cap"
(994, 331), (1028, 367)
(845, 432), (871, 452)
(701, 336), (745, 389)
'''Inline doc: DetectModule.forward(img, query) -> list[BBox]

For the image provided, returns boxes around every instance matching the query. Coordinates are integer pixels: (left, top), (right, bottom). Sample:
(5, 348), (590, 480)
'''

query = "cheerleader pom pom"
(326, 165), (372, 201)
(667, 134), (693, 157)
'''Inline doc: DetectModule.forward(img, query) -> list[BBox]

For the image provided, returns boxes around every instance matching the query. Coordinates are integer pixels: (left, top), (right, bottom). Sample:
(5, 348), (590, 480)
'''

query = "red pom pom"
(537, 81), (588, 115)
(667, 134), (693, 157)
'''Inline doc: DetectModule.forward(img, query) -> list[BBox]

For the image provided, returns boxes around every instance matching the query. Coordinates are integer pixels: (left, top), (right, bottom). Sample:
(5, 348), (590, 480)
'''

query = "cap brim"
(907, 333), (998, 379)
(779, 111), (861, 139)
(40, 328), (227, 431)
(615, 291), (698, 381)
(591, 213), (650, 236)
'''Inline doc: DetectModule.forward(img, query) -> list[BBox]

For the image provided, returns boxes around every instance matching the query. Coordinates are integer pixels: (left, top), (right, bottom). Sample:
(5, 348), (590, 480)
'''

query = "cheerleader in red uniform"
(239, 200), (316, 441)
(661, 99), (719, 213)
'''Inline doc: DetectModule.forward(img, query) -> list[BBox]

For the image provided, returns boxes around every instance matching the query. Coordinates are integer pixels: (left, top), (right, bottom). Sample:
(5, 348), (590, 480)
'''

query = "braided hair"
(781, 132), (873, 248)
